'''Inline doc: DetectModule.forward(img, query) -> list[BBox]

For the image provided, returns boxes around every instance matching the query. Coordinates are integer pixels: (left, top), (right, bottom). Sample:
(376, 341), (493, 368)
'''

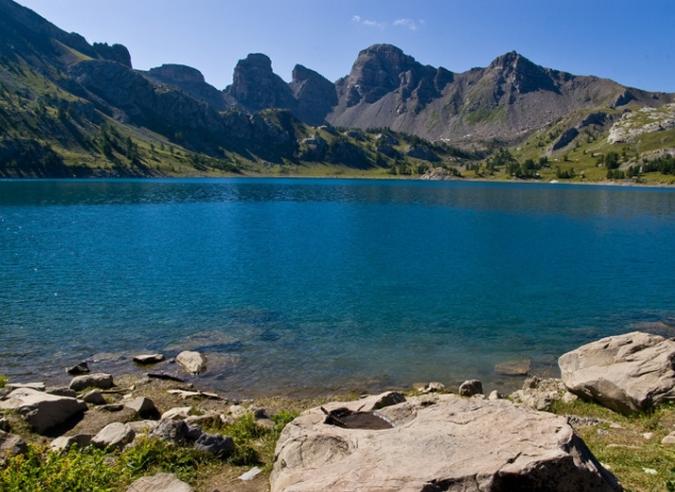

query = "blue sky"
(15, 0), (675, 93)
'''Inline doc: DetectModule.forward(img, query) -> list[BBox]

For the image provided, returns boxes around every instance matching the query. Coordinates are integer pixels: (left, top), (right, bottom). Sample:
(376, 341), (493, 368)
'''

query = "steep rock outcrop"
(290, 64), (337, 125)
(143, 64), (228, 110)
(327, 44), (672, 145)
(225, 53), (296, 113)
(334, 44), (452, 113)
(92, 42), (132, 68)
(70, 59), (298, 161)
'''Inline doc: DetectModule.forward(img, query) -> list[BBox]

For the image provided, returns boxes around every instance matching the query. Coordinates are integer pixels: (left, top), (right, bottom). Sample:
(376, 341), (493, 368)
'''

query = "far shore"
(3, 172), (675, 189)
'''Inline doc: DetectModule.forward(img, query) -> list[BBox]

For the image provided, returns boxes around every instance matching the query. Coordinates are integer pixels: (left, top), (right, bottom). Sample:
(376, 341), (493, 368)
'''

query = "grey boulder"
(126, 420), (160, 435)
(126, 472), (193, 492)
(194, 432), (234, 458)
(494, 359), (532, 376)
(458, 379), (483, 397)
(0, 387), (87, 433)
(6, 382), (45, 392)
(82, 390), (107, 405)
(150, 419), (202, 444)
(559, 331), (675, 414)
(176, 351), (207, 375)
(510, 376), (570, 411)
(124, 397), (159, 419)
(91, 422), (135, 450)
(271, 393), (620, 492)
(69, 373), (114, 392)
(50, 434), (92, 452)
(133, 353), (165, 364)
(0, 430), (28, 466)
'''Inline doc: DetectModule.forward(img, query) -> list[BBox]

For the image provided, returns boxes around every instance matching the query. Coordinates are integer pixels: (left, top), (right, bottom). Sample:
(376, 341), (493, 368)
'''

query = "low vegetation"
(2, 374), (673, 492)
(549, 399), (675, 492)
(0, 410), (298, 492)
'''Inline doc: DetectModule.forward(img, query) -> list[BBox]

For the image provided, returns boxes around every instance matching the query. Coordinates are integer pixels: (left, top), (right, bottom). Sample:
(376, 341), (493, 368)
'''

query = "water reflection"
(1, 179), (675, 221)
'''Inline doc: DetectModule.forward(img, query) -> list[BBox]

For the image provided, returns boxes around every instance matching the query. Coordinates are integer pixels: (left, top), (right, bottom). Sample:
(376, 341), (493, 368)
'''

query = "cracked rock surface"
(271, 392), (621, 492)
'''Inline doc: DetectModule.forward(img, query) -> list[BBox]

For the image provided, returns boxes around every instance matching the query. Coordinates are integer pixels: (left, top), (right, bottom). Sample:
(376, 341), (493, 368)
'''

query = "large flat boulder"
(271, 392), (621, 492)
(0, 388), (87, 433)
(559, 331), (675, 414)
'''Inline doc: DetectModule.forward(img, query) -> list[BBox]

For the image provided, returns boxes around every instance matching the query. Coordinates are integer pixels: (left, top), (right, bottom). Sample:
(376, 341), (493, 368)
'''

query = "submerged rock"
(133, 354), (165, 365)
(494, 359), (532, 376)
(176, 351), (207, 375)
(66, 362), (90, 376)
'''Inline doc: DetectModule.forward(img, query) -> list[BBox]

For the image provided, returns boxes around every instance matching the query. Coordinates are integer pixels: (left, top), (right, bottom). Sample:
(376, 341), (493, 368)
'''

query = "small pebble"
(239, 467), (262, 481)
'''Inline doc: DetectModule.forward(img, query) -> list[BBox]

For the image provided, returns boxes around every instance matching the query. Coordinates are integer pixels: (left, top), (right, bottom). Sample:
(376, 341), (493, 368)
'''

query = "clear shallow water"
(2, 178), (675, 396)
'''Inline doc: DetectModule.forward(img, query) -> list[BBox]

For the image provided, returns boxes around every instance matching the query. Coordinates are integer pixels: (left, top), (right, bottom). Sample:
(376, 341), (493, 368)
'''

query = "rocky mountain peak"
(92, 42), (132, 68)
(147, 64), (206, 85)
(291, 64), (321, 84)
(357, 44), (416, 72)
(340, 44), (419, 104)
(290, 64), (337, 125)
(142, 63), (228, 110)
(225, 53), (295, 112)
(236, 53), (274, 73)
(335, 43), (453, 111)
(487, 51), (559, 94)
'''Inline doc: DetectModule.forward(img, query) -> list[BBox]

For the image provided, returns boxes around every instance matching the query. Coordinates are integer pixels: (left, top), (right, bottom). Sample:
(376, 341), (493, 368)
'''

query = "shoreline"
(2, 173), (675, 189)
(5, 349), (560, 403)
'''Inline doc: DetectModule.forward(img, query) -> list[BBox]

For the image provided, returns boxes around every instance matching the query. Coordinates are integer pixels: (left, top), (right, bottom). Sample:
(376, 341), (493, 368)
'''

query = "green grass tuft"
(549, 399), (675, 492)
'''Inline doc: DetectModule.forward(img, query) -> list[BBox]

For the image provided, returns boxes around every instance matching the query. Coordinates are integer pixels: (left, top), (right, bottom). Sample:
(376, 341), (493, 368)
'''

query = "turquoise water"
(2, 178), (675, 396)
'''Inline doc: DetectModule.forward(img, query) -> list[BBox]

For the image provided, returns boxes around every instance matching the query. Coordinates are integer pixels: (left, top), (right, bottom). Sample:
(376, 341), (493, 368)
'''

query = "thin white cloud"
(352, 15), (386, 30)
(394, 18), (423, 31)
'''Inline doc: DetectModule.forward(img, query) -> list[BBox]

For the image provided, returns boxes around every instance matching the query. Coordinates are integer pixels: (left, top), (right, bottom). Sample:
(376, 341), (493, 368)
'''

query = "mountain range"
(0, 0), (673, 179)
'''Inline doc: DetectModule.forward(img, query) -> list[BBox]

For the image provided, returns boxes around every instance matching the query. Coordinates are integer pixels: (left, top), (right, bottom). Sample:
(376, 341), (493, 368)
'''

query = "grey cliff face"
(143, 64), (229, 111)
(225, 53), (296, 112)
(290, 64), (337, 126)
(334, 44), (452, 111)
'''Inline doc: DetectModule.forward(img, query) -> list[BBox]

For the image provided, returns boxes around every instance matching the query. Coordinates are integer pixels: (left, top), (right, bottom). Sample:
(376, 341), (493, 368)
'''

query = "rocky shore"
(2, 332), (675, 491)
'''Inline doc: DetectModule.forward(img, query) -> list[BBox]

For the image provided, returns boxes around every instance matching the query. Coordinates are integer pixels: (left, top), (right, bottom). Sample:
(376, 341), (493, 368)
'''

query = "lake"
(2, 178), (675, 397)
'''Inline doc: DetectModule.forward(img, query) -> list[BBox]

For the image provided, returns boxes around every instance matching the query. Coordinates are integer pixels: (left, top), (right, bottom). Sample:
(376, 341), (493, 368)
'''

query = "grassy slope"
(0, 55), (481, 179)
(0, 37), (673, 182)
(549, 399), (675, 492)
(507, 103), (675, 185)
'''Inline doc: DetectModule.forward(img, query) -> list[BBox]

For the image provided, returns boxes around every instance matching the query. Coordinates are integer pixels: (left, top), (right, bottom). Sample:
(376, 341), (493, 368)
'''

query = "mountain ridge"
(0, 0), (674, 182)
